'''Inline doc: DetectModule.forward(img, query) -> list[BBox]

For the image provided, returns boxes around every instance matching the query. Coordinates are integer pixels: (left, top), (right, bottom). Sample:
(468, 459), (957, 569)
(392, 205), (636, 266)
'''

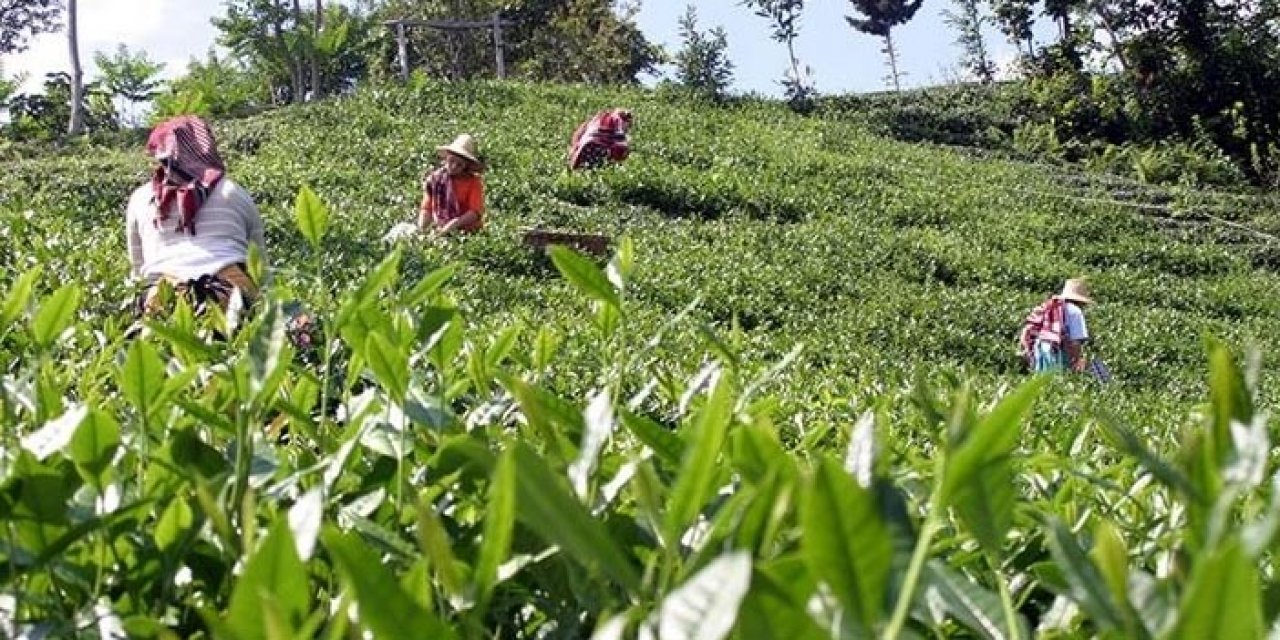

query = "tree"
(944, 0), (995, 84)
(6, 72), (114, 140)
(741, 0), (814, 112)
(0, 0), (62, 54)
(65, 0), (82, 136)
(311, 0), (323, 98)
(846, 0), (925, 92)
(152, 50), (270, 119)
(512, 0), (662, 84)
(673, 4), (734, 101)
(988, 0), (1036, 58)
(94, 44), (165, 126)
(216, 0), (374, 101)
(216, 0), (306, 103)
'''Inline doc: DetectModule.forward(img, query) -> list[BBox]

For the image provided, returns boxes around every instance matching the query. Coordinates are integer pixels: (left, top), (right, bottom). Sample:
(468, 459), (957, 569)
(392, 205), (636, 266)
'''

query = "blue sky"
(635, 1), (1034, 94)
(2, 0), (1048, 97)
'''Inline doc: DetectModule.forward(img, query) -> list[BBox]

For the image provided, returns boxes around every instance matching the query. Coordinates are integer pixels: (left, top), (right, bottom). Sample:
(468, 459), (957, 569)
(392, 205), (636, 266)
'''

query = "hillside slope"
(2, 82), (1275, 410)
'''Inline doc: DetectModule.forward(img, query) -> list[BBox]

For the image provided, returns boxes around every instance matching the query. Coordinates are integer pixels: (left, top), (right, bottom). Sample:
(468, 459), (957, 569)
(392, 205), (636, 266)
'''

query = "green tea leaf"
(923, 560), (1028, 640)
(31, 284), (81, 349)
(248, 302), (287, 401)
(1043, 517), (1126, 632)
(497, 373), (582, 462)
(484, 324), (522, 369)
(294, 185), (329, 250)
(620, 408), (682, 468)
(402, 262), (458, 307)
(548, 245), (619, 308)
(1169, 538), (1261, 640)
(120, 339), (166, 416)
(735, 560), (826, 640)
(801, 457), (892, 631)
(510, 442), (640, 591)
(366, 332), (409, 403)
(322, 528), (456, 640)
(475, 447), (517, 611)
(569, 389), (614, 500)
(942, 377), (1046, 558)
(415, 495), (466, 601)
(665, 373), (734, 544)
(228, 519), (309, 640)
(1, 266), (41, 328)
(1089, 521), (1132, 625)
(68, 409), (120, 487)
(154, 497), (193, 551)
(656, 551), (753, 640)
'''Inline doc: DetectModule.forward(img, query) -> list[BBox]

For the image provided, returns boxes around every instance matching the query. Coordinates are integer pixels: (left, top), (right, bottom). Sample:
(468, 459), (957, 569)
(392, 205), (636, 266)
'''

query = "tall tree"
(94, 44), (165, 126)
(988, 0), (1036, 58)
(846, 0), (925, 92)
(65, 0), (82, 135)
(0, 0), (62, 54)
(944, 0), (995, 83)
(511, 0), (662, 85)
(215, 0), (306, 103)
(674, 4), (734, 100)
(311, 0), (323, 99)
(741, 0), (813, 111)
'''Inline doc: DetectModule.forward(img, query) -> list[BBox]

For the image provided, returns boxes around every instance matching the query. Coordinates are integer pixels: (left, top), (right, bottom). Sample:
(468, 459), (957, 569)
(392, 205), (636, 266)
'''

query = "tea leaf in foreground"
(323, 528), (456, 640)
(655, 551), (753, 640)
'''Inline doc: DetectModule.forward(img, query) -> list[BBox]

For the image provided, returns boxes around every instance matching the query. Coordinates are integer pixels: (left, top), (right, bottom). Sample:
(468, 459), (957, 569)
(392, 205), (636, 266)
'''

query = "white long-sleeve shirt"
(126, 177), (267, 281)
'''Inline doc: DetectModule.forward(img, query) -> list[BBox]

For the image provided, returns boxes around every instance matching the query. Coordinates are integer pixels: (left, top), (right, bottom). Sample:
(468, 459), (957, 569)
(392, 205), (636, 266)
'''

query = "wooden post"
(396, 21), (409, 81)
(492, 12), (505, 79)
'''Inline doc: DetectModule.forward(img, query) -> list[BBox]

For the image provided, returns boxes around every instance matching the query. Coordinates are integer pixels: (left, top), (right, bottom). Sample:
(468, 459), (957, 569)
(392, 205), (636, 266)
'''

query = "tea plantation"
(0, 81), (1277, 638)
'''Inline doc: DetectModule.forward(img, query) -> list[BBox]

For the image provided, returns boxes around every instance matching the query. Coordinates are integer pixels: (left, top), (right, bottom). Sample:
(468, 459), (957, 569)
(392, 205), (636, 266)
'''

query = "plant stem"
(885, 485), (943, 640)
(232, 405), (251, 523)
(993, 554), (1022, 640)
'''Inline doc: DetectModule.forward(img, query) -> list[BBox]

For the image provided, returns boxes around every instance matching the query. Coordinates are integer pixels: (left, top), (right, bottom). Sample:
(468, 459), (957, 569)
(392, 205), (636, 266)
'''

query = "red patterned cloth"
(146, 115), (225, 235)
(1019, 296), (1066, 363)
(568, 109), (632, 170)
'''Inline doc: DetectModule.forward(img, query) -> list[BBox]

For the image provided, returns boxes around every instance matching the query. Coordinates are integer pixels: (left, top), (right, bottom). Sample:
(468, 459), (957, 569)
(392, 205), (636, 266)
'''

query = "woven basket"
(522, 228), (612, 257)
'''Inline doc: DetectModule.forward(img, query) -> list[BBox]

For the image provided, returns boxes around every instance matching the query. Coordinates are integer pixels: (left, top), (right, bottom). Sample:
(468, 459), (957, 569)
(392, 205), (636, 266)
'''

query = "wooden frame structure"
(385, 13), (517, 81)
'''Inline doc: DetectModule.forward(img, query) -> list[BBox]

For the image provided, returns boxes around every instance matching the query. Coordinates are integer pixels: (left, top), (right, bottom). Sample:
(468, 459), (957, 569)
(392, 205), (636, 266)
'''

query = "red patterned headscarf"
(146, 115), (225, 235)
(568, 108), (633, 169)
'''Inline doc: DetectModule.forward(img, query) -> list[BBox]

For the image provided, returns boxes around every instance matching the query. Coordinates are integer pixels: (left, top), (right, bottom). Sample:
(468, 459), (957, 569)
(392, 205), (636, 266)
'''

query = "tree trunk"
(785, 37), (801, 83)
(311, 0), (323, 99)
(269, 0), (295, 104)
(884, 30), (901, 92)
(291, 0), (305, 102)
(1093, 5), (1131, 73)
(66, 0), (83, 136)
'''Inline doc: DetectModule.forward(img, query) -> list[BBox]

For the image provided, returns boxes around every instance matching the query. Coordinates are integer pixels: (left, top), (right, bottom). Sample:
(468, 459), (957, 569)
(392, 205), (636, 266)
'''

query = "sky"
(0, 0), (1051, 98)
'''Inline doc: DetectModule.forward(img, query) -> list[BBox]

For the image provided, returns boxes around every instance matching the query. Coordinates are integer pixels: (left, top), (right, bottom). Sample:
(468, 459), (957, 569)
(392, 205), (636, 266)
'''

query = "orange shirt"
(421, 174), (485, 233)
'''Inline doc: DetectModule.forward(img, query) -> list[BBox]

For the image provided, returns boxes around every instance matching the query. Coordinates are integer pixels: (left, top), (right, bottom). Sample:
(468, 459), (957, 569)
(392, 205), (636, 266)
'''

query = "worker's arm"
(437, 211), (479, 235)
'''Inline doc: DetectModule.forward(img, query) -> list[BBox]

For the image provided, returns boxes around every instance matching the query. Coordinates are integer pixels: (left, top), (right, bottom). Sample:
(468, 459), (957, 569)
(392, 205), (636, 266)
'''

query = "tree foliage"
(152, 50), (271, 120)
(943, 0), (995, 84)
(673, 4), (734, 101)
(845, 0), (924, 92)
(741, 0), (814, 112)
(5, 72), (114, 140)
(213, 0), (372, 104)
(511, 0), (662, 84)
(0, 0), (61, 54)
(93, 44), (165, 126)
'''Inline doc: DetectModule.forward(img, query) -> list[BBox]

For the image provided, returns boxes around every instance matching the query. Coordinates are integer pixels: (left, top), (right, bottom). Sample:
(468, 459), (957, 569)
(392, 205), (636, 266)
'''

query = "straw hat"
(436, 134), (483, 169)
(1059, 278), (1093, 305)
